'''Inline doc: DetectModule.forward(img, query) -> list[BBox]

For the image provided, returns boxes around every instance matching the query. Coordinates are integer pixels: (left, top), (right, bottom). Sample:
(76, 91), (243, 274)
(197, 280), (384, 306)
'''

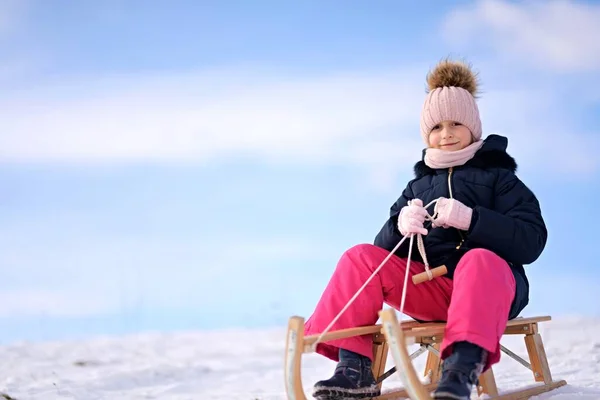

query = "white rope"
(310, 198), (442, 350)
(410, 198), (441, 282)
(399, 233), (415, 317)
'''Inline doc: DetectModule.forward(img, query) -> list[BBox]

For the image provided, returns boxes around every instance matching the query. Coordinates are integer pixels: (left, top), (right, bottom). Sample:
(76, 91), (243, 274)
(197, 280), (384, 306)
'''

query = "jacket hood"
(413, 134), (517, 178)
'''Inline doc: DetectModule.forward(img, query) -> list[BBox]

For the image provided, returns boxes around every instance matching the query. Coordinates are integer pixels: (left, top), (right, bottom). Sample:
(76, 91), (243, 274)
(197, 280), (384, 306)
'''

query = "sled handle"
(412, 265), (447, 285)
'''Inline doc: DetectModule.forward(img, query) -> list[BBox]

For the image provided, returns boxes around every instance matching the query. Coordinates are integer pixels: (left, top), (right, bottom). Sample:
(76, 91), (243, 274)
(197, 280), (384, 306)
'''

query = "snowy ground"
(1, 315), (599, 399)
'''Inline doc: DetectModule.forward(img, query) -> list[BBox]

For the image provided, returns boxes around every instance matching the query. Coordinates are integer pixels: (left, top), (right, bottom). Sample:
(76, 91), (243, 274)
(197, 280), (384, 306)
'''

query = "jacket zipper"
(447, 167), (465, 250)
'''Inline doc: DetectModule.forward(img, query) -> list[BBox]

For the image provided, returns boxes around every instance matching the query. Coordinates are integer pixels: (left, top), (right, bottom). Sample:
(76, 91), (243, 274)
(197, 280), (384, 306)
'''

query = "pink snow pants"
(304, 244), (516, 371)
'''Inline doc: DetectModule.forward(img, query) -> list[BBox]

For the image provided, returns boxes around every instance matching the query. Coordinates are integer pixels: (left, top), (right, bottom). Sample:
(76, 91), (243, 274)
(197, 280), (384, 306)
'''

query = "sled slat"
(404, 316), (552, 339)
(303, 320), (424, 352)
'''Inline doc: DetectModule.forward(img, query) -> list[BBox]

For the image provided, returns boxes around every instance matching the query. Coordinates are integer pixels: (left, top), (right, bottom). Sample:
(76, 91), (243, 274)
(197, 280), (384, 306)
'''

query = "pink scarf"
(424, 140), (484, 169)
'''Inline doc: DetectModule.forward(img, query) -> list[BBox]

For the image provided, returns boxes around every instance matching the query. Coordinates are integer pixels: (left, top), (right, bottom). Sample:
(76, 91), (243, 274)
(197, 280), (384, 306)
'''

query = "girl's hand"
(433, 198), (473, 231)
(397, 199), (429, 236)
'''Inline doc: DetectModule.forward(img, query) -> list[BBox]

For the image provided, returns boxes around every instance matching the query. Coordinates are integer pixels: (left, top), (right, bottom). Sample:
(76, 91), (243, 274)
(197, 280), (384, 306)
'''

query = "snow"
(1, 316), (599, 399)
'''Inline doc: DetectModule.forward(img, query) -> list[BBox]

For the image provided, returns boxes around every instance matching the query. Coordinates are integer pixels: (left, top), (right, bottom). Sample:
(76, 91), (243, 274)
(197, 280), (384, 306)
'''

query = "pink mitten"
(397, 199), (428, 236)
(432, 198), (473, 231)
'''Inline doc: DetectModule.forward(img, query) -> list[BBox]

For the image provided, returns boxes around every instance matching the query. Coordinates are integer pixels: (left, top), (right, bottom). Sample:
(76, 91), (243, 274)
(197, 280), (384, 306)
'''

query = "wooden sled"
(284, 312), (567, 399)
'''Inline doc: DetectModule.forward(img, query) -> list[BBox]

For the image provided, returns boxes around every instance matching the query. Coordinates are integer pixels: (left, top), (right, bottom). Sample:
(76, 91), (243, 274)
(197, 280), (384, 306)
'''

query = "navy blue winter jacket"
(373, 134), (547, 319)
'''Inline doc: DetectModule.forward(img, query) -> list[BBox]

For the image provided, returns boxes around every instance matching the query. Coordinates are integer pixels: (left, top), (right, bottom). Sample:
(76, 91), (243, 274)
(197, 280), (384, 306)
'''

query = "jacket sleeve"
(373, 182), (415, 257)
(467, 170), (547, 265)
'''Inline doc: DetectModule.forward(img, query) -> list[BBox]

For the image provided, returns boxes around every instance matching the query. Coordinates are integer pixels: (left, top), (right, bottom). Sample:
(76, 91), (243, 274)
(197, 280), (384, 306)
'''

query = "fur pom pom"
(426, 59), (479, 97)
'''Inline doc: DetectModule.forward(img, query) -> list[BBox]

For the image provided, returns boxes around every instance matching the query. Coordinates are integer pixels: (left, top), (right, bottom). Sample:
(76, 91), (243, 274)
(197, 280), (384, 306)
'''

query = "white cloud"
(0, 288), (120, 318)
(443, 0), (600, 72)
(0, 234), (327, 318)
(0, 67), (427, 171)
(0, 63), (596, 178)
(476, 87), (600, 175)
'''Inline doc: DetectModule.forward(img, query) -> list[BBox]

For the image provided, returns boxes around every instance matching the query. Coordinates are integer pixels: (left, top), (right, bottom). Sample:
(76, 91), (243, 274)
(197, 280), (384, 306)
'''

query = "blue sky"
(1, 0), (600, 344)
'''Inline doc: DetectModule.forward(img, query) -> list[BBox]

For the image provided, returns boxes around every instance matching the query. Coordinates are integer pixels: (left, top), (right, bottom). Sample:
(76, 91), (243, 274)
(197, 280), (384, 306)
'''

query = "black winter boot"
(312, 348), (381, 400)
(432, 341), (488, 400)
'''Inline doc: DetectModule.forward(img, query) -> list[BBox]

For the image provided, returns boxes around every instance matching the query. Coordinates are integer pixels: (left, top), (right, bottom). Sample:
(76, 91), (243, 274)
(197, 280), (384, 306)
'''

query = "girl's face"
(428, 120), (473, 151)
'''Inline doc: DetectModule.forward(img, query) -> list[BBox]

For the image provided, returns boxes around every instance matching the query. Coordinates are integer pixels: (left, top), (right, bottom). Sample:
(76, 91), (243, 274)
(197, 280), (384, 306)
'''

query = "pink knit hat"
(420, 60), (482, 146)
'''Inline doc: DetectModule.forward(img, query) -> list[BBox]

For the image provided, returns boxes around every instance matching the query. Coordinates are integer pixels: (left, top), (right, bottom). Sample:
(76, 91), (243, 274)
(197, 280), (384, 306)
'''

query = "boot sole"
(431, 390), (470, 400)
(312, 385), (381, 400)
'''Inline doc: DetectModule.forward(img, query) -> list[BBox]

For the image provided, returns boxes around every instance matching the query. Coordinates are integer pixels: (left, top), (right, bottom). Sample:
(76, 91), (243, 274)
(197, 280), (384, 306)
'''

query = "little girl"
(305, 59), (547, 400)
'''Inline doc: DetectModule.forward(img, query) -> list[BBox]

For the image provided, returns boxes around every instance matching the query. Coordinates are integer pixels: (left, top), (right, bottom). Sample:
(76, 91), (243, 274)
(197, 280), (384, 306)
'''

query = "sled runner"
(284, 312), (567, 399)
